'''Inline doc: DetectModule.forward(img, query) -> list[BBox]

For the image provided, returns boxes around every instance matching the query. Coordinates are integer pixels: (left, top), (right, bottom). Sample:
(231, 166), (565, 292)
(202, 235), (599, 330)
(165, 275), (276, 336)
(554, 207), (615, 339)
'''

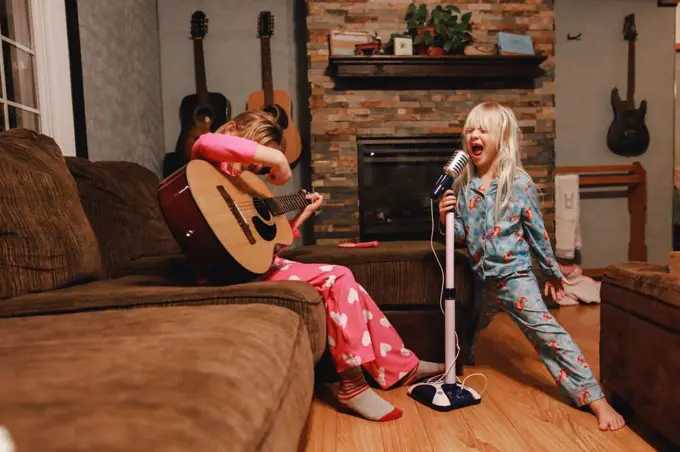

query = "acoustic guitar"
(164, 11), (231, 177)
(157, 160), (310, 285)
(247, 11), (302, 166)
(606, 13), (649, 157)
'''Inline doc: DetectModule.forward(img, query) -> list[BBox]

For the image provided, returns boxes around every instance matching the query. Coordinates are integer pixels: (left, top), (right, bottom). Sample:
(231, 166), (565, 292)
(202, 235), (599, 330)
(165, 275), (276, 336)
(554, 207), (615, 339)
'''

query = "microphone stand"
(407, 209), (481, 412)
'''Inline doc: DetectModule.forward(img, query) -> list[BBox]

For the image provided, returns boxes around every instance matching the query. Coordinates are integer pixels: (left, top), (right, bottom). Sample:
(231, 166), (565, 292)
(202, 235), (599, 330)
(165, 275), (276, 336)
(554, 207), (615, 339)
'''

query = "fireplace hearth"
(357, 135), (462, 241)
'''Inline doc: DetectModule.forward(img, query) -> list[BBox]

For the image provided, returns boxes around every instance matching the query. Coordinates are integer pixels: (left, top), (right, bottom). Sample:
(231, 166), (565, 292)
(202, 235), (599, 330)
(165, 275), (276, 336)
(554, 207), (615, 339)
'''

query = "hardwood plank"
(298, 395), (337, 452)
(336, 395), (385, 452)
(379, 389), (434, 452)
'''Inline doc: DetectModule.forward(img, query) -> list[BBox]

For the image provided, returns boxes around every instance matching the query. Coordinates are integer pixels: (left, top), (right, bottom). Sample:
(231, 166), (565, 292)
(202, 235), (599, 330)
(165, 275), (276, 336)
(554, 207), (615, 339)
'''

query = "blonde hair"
(217, 110), (284, 149)
(454, 102), (529, 218)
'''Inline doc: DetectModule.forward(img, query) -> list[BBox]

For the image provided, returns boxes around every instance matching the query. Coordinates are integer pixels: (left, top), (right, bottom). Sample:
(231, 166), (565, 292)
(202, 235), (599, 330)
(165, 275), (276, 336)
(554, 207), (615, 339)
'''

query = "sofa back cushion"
(0, 129), (103, 300)
(65, 157), (180, 278)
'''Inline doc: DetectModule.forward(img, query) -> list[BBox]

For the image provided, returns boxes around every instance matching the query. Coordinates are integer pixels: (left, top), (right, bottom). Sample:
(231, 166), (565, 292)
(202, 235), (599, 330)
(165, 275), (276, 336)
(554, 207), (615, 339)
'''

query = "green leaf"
(461, 12), (472, 23)
(444, 40), (453, 52)
(417, 4), (428, 20)
(453, 22), (467, 31)
(414, 35), (424, 45)
(406, 19), (418, 29)
(436, 24), (447, 36)
(446, 5), (460, 13)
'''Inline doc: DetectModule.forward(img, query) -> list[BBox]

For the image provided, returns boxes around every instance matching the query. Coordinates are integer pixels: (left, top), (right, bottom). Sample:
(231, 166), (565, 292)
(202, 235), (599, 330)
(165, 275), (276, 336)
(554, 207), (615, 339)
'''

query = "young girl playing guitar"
(190, 110), (445, 422)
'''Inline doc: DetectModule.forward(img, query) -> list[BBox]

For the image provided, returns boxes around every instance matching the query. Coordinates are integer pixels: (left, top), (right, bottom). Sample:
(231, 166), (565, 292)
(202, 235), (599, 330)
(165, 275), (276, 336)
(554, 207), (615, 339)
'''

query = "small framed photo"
(394, 37), (413, 56)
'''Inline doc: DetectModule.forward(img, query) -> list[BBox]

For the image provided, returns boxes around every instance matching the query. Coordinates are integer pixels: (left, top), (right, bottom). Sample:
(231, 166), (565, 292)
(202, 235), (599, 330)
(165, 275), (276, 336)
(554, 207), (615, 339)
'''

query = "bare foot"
(589, 399), (626, 431)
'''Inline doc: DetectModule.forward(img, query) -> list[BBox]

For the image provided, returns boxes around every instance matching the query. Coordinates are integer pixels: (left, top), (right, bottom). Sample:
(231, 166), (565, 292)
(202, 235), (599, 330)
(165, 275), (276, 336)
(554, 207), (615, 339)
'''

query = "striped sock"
(336, 367), (402, 422)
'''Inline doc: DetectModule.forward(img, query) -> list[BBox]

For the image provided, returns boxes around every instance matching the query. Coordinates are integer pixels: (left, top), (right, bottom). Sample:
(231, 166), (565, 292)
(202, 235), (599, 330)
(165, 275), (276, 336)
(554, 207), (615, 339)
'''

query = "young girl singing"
(438, 102), (625, 431)
(190, 110), (444, 422)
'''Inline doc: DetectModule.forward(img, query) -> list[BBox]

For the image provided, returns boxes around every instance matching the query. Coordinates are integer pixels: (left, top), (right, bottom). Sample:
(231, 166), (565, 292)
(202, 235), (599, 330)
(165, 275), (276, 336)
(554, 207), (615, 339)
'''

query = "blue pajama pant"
(471, 272), (604, 407)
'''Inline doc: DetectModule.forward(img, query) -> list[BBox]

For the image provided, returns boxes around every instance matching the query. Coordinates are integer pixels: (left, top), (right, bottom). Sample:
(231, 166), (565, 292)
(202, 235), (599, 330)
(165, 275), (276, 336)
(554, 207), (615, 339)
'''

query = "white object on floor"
(0, 427), (15, 452)
(555, 174), (582, 260)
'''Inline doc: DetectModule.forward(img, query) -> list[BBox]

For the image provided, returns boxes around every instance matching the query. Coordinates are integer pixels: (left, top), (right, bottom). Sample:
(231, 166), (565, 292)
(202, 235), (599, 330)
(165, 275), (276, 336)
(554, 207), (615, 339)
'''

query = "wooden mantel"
(328, 54), (548, 79)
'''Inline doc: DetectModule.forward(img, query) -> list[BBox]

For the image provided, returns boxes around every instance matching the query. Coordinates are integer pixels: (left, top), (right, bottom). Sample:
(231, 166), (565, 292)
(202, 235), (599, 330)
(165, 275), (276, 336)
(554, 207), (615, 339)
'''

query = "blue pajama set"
(452, 171), (604, 407)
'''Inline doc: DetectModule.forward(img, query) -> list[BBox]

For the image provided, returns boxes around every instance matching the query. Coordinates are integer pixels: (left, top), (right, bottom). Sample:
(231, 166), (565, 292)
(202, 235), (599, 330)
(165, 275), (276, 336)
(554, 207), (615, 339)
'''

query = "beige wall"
(77, 0), (165, 174)
(555, 0), (675, 268)
(156, 0), (304, 192)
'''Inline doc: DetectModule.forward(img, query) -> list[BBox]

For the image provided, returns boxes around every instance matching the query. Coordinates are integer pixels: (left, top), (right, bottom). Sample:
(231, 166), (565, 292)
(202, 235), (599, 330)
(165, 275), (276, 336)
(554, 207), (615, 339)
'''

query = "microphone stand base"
(407, 381), (481, 412)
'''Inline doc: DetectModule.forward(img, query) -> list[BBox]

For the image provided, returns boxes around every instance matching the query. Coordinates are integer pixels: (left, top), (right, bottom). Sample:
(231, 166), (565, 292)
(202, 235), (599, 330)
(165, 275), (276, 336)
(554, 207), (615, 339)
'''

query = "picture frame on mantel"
(658, 0), (678, 6)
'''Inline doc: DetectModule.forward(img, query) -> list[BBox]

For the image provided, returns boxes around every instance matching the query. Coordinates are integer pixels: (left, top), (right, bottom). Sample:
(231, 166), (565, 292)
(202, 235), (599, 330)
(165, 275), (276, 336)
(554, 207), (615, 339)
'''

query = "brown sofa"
(600, 262), (680, 449)
(0, 129), (475, 451)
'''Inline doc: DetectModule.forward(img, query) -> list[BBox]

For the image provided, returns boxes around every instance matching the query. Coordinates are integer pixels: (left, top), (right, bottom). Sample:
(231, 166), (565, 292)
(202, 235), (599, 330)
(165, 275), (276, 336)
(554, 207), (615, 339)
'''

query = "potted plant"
(405, 3), (433, 55)
(405, 3), (473, 55)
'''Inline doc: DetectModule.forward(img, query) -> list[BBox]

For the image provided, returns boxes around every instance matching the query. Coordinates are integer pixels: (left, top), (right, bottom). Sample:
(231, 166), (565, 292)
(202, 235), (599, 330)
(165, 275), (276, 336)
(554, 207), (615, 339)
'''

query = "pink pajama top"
(191, 133), (302, 242)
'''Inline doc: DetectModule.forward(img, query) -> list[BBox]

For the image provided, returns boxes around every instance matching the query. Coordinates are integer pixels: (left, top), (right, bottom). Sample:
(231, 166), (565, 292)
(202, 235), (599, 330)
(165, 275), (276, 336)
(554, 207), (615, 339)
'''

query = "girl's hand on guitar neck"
(304, 192), (324, 214)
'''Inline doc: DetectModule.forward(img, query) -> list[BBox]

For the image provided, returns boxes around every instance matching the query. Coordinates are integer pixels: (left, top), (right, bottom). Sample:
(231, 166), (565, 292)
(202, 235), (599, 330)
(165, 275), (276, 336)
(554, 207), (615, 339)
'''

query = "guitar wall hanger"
(567, 33), (582, 41)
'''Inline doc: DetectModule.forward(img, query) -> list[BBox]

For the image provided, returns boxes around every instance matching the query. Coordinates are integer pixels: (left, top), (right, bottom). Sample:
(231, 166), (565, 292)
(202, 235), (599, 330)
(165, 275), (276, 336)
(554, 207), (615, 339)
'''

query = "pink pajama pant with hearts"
(262, 256), (420, 389)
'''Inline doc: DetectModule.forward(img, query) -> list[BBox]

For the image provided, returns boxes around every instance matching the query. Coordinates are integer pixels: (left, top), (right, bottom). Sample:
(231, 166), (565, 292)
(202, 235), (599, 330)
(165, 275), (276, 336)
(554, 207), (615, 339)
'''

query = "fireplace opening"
(357, 135), (463, 242)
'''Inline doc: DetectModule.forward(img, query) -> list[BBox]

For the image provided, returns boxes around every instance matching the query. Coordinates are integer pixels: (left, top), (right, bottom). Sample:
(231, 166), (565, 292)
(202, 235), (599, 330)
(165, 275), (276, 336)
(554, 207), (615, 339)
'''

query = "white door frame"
(30, 0), (76, 156)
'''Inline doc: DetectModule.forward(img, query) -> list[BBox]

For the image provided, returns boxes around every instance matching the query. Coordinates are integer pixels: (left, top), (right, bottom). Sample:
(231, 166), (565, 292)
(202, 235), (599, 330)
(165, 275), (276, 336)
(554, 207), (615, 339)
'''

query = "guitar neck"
(627, 40), (635, 105)
(193, 38), (209, 106)
(266, 192), (309, 216)
(260, 36), (274, 106)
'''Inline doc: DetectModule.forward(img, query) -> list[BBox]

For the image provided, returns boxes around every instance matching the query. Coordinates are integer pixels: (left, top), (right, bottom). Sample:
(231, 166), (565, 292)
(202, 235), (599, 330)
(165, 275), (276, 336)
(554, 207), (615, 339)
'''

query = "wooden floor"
(299, 305), (658, 452)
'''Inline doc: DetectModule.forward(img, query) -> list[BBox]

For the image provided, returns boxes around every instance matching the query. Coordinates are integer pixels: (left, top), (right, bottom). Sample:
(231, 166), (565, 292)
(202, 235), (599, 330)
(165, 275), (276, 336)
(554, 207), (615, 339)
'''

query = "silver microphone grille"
(443, 150), (469, 179)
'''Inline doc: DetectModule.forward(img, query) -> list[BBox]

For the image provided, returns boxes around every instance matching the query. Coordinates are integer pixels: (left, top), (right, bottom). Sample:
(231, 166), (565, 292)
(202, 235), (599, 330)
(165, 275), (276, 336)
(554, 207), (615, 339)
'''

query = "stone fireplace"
(306, 0), (555, 244)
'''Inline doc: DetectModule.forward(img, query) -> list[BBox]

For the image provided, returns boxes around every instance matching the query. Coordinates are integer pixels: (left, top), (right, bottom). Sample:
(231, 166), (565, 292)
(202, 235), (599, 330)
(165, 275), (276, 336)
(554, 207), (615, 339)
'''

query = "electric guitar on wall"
(164, 11), (231, 177)
(157, 159), (310, 285)
(606, 13), (649, 157)
(247, 11), (302, 166)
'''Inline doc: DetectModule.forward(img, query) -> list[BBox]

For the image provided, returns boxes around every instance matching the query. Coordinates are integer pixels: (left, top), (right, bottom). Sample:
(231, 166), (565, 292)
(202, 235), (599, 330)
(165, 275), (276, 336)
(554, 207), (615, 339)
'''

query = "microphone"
(430, 150), (469, 199)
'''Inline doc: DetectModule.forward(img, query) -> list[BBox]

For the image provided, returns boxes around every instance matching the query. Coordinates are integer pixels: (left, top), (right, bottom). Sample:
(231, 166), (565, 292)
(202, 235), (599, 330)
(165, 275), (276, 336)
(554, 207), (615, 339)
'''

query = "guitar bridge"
(217, 185), (256, 244)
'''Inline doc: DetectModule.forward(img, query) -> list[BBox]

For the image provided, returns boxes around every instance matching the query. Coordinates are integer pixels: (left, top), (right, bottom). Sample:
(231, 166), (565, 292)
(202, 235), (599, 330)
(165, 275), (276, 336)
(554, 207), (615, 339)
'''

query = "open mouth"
(470, 143), (484, 157)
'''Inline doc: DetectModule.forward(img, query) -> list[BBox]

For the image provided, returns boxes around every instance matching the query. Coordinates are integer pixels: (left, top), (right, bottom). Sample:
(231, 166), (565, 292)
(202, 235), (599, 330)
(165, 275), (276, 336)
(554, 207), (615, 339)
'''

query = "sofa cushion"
(0, 274), (326, 362)
(0, 129), (102, 300)
(0, 303), (313, 452)
(65, 157), (180, 278)
(602, 262), (680, 332)
(279, 241), (472, 308)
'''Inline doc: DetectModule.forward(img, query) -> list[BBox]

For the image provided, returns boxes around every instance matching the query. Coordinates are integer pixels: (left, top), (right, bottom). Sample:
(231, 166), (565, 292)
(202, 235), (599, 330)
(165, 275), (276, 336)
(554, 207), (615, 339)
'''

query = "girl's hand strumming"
(439, 189), (457, 224)
(266, 155), (292, 185)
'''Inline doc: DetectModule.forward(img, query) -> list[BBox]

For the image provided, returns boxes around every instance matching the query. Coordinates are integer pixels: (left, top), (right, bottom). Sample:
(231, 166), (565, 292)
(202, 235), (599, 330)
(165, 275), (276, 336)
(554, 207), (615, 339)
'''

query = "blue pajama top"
(452, 171), (563, 281)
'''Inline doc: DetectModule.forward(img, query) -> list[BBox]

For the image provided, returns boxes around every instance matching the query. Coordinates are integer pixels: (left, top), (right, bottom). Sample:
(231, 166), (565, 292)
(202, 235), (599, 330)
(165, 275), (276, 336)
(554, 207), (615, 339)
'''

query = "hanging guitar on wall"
(163, 10), (231, 178)
(606, 13), (650, 157)
(247, 11), (302, 166)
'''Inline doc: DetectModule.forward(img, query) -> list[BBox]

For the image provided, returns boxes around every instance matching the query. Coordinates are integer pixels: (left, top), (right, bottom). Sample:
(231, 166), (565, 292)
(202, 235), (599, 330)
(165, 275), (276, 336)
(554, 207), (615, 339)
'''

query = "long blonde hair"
(217, 110), (284, 149)
(453, 102), (528, 218)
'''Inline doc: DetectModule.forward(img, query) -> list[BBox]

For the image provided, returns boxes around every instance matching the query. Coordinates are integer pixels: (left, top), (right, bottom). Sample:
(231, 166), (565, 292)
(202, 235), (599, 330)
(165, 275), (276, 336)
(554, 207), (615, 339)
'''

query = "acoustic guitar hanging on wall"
(247, 11), (302, 166)
(606, 13), (649, 157)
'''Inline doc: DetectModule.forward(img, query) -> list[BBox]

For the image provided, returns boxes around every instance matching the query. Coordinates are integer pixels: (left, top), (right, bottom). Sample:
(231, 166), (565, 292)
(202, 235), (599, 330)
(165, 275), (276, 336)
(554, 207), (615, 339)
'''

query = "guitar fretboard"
(260, 36), (274, 106)
(193, 38), (209, 106)
(265, 192), (309, 216)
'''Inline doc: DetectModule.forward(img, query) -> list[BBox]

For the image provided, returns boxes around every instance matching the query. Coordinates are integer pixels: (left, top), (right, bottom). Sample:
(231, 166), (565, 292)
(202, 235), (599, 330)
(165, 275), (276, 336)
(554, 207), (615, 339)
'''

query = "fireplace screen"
(357, 135), (463, 241)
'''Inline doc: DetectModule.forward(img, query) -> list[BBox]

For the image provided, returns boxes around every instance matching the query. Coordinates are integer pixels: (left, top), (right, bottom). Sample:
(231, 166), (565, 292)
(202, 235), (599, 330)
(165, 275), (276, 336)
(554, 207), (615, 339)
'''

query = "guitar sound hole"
(263, 104), (289, 129)
(253, 217), (277, 241)
(253, 197), (272, 221)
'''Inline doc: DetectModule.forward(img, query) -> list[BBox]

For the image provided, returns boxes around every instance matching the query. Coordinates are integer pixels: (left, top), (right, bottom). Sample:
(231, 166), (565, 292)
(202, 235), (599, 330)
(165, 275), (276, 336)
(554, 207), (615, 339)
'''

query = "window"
(0, 0), (39, 132)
